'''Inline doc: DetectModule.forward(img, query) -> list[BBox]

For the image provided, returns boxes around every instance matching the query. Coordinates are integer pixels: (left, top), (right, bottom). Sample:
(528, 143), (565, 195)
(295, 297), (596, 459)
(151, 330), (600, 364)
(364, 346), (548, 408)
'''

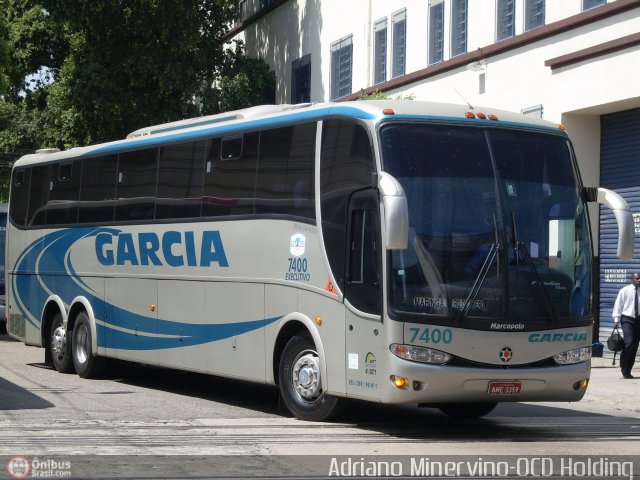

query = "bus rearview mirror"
(378, 172), (409, 250)
(585, 186), (635, 260)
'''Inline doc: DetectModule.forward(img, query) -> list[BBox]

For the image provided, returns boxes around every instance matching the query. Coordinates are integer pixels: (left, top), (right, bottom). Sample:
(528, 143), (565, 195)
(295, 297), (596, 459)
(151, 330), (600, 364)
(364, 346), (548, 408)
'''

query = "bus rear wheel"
(50, 313), (74, 374)
(278, 334), (344, 422)
(438, 402), (497, 419)
(72, 312), (106, 379)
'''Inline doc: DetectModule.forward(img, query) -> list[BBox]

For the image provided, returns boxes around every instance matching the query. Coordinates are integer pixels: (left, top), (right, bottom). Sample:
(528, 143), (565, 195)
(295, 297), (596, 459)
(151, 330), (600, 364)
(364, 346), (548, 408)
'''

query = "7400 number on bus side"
(408, 327), (453, 345)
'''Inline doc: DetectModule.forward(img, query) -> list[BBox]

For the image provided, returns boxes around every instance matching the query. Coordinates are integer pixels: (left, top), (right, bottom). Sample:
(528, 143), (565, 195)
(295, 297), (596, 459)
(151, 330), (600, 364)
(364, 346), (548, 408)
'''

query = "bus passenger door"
(344, 190), (384, 401)
(104, 278), (158, 363)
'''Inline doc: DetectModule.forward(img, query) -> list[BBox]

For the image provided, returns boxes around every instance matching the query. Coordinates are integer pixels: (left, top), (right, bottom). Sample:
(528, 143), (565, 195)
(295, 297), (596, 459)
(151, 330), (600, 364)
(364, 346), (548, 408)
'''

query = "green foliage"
(40, 0), (239, 146)
(202, 42), (276, 114)
(0, 7), (10, 96)
(0, 0), (275, 190)
(2, 0), (66, 101)
(358, 89), (415, 101)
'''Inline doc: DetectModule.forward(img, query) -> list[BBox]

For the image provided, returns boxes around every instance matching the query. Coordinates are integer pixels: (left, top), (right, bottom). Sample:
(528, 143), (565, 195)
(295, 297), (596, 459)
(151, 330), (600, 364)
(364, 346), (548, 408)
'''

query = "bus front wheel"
(278, 334), (344, 422)
(438, 402), (497, 419)
(72, 312), (106, 379)
(49, 313), (75, 374)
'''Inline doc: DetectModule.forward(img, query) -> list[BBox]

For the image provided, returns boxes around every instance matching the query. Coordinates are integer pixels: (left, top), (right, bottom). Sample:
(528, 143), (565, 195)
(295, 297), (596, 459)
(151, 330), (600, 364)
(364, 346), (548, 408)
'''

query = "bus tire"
(278, 334), (344, 422)
(72, 311), (106, 379)
(438, 402), (497, 419)
(49, 313), (75, 374)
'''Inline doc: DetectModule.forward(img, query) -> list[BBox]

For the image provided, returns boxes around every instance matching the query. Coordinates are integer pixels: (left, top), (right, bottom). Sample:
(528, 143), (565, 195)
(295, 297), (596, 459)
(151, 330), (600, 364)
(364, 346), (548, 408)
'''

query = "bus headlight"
(390, 344), (452, 365)
(553, 347), (591, 365)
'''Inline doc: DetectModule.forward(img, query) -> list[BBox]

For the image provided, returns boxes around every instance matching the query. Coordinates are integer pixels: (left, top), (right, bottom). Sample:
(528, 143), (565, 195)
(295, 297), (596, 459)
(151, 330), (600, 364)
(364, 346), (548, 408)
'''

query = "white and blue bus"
(5, 101), (634, 420)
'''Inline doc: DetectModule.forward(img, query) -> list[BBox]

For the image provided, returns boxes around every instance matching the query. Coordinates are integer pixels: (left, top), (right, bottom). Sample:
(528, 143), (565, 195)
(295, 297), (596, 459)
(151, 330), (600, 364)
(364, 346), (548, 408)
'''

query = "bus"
(5, 101), (634, 420)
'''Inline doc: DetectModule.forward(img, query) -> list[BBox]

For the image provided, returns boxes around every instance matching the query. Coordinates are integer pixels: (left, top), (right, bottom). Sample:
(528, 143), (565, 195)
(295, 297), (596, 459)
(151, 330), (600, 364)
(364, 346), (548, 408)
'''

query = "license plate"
(487, 381), (522, 395)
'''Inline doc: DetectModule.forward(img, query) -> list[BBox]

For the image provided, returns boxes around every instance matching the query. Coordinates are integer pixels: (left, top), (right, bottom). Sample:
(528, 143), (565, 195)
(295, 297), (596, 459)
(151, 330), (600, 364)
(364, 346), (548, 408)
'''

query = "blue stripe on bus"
(85, 107), (565, 158)
(88, 105), (379, 156)
(11, 227), (281, 350)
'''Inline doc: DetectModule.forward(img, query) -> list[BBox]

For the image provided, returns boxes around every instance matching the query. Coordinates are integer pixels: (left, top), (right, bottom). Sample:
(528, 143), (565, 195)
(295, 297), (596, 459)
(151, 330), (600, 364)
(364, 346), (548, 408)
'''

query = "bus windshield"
(381, 123), (592, 323)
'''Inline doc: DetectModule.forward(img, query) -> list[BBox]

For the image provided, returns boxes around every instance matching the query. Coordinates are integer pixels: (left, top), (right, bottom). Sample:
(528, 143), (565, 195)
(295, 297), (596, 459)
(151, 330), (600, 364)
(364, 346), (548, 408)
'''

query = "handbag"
(607, 327), (625, 365)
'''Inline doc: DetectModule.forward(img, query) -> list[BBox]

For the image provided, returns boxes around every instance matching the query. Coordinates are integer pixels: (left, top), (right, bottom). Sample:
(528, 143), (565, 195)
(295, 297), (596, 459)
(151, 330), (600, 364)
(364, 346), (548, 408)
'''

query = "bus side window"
(47, 161), (81, 225)
(202, 133), (258, 217)
(156, 141), (205, 220)
(10, 169), (30, 227)
(79, 155), (118, 224)
(115, 148), (159, 222)
(346, 191), (381, 314)
(28, 165), (51, 227)
(255, 123), (315, 219)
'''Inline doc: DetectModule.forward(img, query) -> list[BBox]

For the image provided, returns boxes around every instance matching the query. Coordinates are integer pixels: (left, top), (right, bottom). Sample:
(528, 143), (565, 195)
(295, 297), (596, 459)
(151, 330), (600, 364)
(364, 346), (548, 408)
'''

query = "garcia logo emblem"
(499, 347), (513, 362)
(290, 233), (306, 257)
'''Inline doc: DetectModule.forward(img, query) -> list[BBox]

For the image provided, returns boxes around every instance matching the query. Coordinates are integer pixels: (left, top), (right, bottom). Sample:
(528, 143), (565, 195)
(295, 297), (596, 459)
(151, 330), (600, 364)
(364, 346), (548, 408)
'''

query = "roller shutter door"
(598, 107), (640, 352)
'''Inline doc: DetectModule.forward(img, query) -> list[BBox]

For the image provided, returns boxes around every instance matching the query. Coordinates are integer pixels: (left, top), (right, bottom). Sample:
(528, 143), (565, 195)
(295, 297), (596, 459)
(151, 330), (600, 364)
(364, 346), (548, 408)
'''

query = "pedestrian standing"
(612, 272), (640, 379)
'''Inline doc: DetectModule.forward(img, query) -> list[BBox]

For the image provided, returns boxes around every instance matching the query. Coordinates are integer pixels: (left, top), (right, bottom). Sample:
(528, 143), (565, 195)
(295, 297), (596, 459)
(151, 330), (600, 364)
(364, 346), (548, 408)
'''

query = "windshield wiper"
(456, 243), (498, 321)
(456, 216), (500, 321)
(511, 213), (558, 322)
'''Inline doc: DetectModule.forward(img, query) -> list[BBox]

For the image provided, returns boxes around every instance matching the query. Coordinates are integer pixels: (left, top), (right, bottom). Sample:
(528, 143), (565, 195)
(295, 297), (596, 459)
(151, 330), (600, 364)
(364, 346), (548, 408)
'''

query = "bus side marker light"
(314, 316), (322, 326)
(382, 108), (395, 115)
(465, 112), (476, 118)
(390, 375), (409, 389)
(488, 114), (499, 121)
(573, 379), (589, 391)
(476, 112), (487, 119)
(149, 304), (156, 312)
(557, 124), (566, 130)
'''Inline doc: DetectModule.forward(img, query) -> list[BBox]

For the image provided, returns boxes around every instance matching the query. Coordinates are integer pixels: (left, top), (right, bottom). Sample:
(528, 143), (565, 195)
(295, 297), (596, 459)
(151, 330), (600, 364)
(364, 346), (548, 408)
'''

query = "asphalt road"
(1, 333), (639, 478)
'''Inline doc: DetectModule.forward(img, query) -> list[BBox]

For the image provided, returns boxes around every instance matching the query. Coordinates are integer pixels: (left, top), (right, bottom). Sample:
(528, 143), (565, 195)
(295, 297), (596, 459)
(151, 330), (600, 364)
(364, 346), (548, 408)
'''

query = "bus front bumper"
(380, 356), (590, 405)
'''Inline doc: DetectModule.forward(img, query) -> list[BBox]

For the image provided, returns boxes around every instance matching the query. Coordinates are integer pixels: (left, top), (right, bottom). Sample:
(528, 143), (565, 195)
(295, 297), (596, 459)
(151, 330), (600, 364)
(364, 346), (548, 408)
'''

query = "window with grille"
(525, 0), (544, 31)
(330, 36), (353, 100)
(374, 18), (387, 84)
(291, 54), (311, 103)
(451, 0), (467, 57)
(582, 0), (606, 10)
(429, 1), (444, 65)
(392, 9), (406, 78)
(497, 0), (515, 41)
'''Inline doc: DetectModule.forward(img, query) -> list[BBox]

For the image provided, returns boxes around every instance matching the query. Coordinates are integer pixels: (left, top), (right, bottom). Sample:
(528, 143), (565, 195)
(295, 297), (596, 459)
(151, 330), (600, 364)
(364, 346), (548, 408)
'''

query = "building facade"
(227, 0), (640, 344)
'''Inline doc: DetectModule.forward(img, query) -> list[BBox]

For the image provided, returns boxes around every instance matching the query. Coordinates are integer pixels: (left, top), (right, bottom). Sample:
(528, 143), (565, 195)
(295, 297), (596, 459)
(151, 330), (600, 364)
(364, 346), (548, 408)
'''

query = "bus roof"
(14, 100), (566, 168)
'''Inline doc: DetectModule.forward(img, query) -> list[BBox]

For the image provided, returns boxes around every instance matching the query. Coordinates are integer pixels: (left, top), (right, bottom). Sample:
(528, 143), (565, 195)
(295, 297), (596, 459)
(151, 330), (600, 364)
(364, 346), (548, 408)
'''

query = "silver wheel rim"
(292, 350), (322, 402)
(74, 323), (89, 365)
(51, 325), (66, 361)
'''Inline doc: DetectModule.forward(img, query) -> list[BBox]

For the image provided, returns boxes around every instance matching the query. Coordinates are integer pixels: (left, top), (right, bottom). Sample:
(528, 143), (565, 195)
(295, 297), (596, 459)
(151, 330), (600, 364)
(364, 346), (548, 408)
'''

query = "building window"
(582, 0), (606, 10)
(291, 54), (311, 103)
(450, 0), (467, 58)
(525, 0), (545, 31)
(391, 9), (406, 78)
(429, 0), (444, 65)
(496, 0), (515, 41)
(373, 18), (387, 84)
(330, 36), (353, 100)
(238, 0), (248, 21)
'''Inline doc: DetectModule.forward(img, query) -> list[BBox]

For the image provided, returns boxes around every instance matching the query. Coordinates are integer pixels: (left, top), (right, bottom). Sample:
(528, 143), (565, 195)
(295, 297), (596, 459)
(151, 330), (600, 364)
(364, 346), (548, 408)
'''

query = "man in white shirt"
(612, 272), (640, 379)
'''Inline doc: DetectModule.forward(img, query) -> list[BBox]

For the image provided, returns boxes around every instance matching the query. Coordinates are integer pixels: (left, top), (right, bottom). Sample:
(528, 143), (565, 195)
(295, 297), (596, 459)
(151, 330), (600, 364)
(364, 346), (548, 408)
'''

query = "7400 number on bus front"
(408, 327), (453, 345)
